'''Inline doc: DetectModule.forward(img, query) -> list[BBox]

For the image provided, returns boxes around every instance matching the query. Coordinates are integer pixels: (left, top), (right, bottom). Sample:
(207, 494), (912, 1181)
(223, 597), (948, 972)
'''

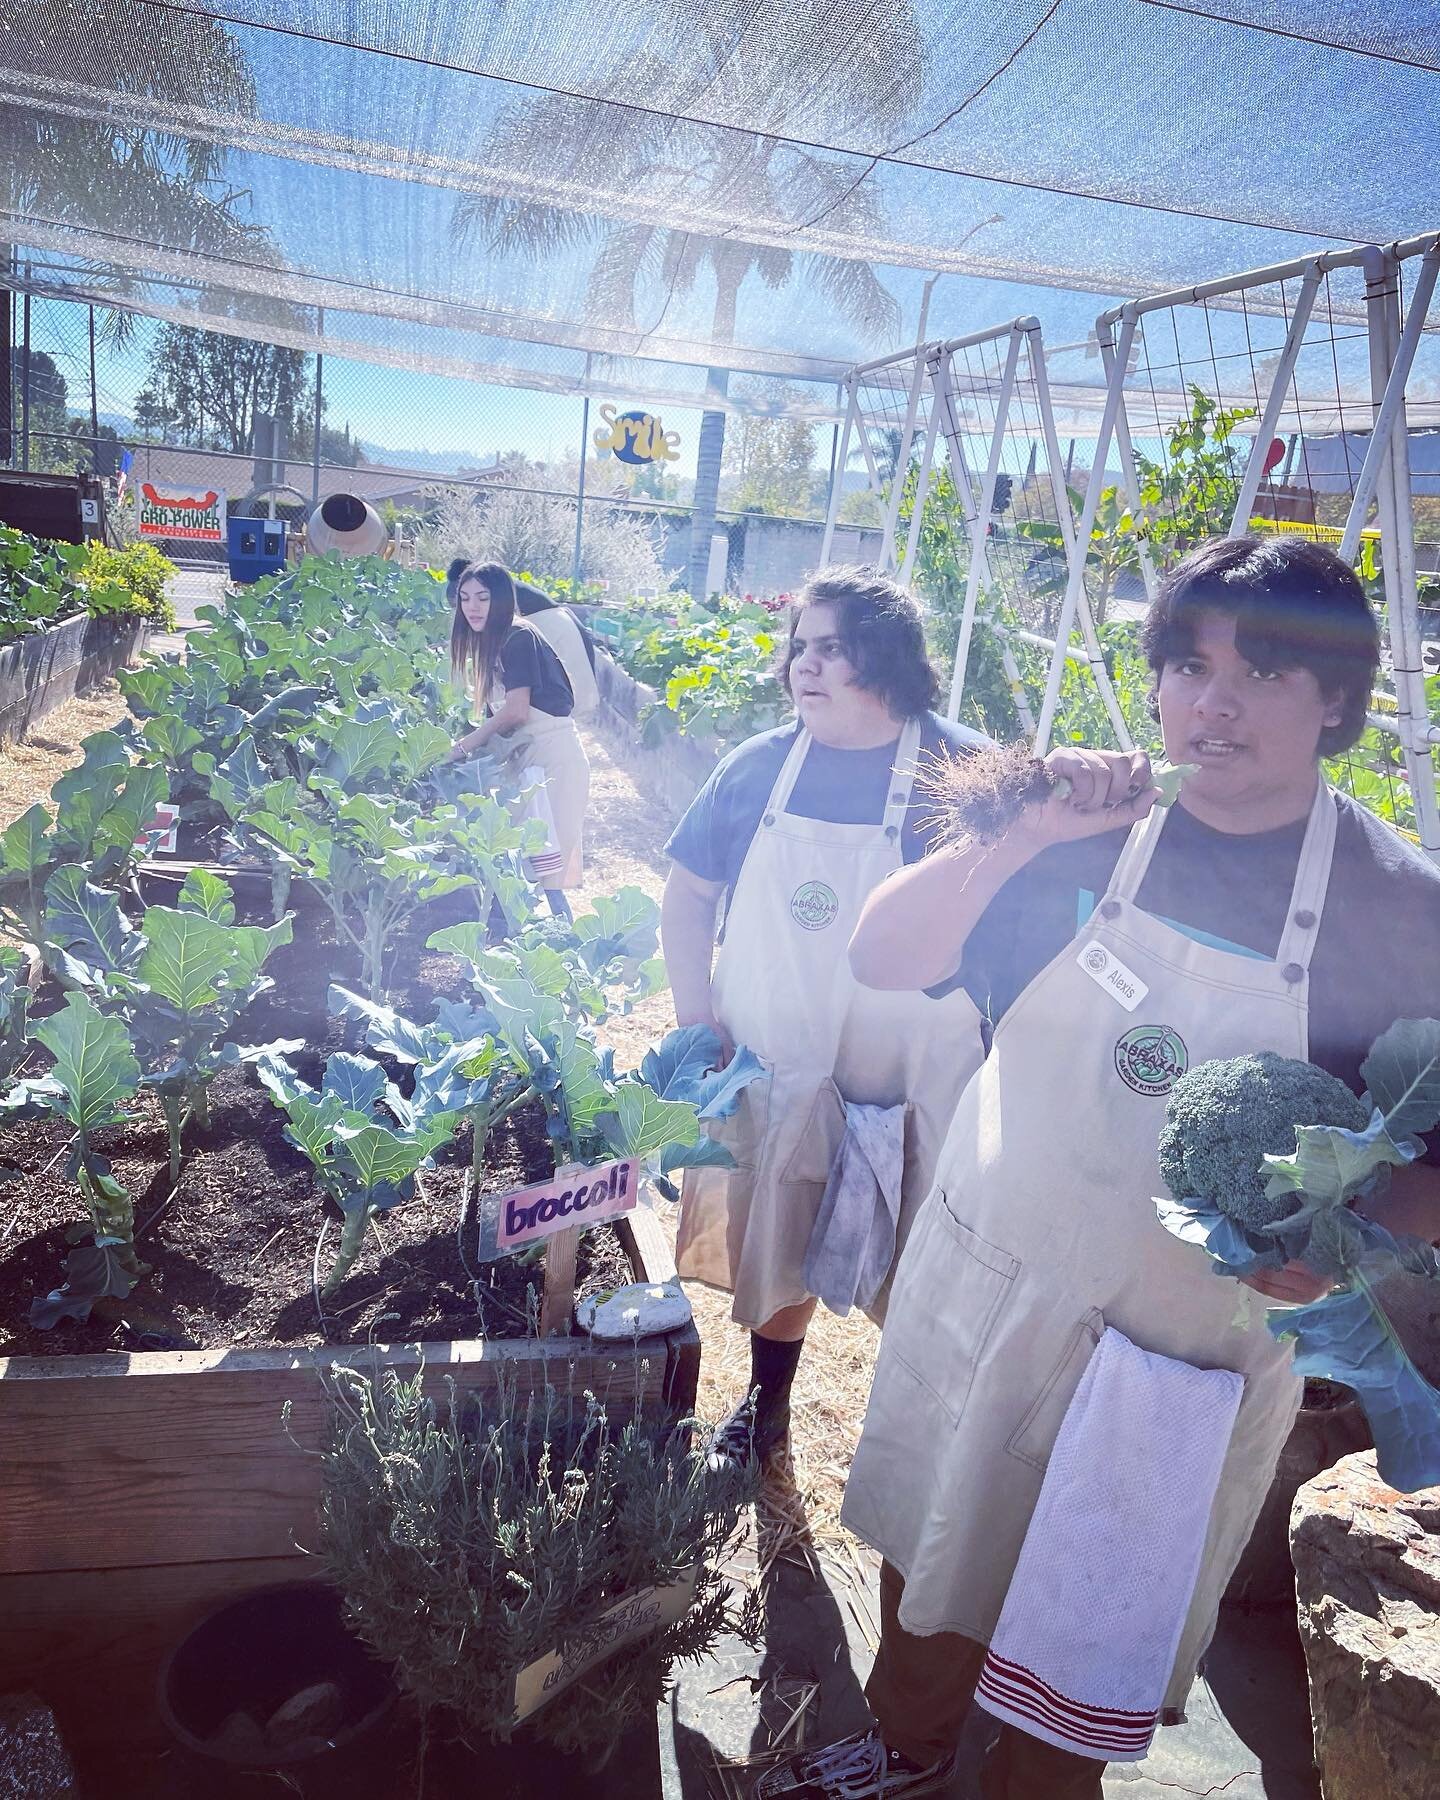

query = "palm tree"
(0, 0), (264, 453)
(454, 0), (926, 598)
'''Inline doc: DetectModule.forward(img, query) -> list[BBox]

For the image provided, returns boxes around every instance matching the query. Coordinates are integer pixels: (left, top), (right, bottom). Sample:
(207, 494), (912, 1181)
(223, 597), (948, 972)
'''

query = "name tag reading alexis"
(496, 1157), (639, 1250)
(1076, 942), (1149, 1012)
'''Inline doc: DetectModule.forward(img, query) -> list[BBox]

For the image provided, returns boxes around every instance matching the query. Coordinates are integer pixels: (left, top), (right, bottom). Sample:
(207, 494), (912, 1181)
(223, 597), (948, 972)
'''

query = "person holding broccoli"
(756, 535), (1440, 1800)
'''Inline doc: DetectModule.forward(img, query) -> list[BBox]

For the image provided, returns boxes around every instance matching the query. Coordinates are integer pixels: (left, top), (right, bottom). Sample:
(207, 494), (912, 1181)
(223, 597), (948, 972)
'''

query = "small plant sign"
(495, 1157), (638, 1251)
(511, 1569), (698, 1724)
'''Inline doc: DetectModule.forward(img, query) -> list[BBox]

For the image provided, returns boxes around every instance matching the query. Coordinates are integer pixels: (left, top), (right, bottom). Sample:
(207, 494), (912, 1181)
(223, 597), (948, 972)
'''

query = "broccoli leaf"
(1361, 1017), (1440, 1142)
(1271, 1286), (1440, 1494)
(1259, 1110), (1417, 1218)
(321, 1053), (389, 1117)
(636, 1024), (766, 1120)
(328, 985), (437, 1063)
(1153, 1192), (1284, 1275)
(32, 993), (141, 1137)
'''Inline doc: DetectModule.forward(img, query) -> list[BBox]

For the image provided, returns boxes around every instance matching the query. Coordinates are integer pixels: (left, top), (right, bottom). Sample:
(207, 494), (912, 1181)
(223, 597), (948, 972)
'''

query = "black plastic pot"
(157, 1582), (398, 1788)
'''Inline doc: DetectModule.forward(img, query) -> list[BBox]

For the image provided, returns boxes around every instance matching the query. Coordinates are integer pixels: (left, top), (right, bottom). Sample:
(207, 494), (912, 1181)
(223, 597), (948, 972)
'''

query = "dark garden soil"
(0, 878), (636, 1359)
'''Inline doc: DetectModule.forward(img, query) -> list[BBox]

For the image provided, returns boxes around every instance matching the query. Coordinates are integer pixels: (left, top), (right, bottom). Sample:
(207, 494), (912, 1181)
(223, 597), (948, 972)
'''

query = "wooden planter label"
(512, 1568), (698, 1723)
(496, 1157), (638, 1250)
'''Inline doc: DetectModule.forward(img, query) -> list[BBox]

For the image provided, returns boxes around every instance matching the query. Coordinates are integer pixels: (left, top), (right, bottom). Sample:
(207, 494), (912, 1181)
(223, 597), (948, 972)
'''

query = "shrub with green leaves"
(76, 540), (178, 632)
(312, 1364), (759, 1754)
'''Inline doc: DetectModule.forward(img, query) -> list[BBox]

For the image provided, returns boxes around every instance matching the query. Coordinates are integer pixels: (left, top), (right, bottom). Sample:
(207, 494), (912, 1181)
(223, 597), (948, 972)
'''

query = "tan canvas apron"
(487, 678), (591, 889)
(675, 720), (985, 1329)
(842, 781), (1337, 1715)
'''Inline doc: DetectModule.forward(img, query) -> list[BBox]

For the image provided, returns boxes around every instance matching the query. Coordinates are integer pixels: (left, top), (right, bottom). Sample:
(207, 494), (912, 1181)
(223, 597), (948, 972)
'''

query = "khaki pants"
(865, 1563), (1106, 1800)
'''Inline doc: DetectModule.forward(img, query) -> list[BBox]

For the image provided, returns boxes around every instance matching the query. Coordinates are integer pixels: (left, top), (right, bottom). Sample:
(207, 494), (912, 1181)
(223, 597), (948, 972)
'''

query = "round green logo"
(1114, 1024), (1189, 1097)
(790, 880), (840, 931)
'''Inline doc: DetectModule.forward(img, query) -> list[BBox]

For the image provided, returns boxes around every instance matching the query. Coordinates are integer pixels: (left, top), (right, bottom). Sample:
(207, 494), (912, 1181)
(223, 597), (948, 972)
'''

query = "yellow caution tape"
(1248, 516), (1382, 545)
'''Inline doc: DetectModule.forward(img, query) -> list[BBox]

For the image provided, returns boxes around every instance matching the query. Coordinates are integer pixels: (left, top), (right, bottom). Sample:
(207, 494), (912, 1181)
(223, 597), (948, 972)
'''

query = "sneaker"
(754, 1725), (957, 1799)
(705, 1394), (790, 1473)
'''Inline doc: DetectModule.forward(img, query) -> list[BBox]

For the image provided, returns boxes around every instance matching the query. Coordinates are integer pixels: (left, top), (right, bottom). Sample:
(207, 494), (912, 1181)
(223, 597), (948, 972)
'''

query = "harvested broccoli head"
(1157, 1051), (1372, 1231)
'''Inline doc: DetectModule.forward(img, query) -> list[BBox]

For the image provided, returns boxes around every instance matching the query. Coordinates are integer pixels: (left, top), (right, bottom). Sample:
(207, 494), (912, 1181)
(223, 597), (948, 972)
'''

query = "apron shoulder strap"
(1104, 777), (1340, 969)
(761, 727), (815, 822)
(881, 716), (925, 842)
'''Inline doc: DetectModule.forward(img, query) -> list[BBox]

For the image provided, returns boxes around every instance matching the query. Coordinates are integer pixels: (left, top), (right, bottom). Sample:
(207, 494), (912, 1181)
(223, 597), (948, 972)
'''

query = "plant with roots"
(39, 866), (297, 1181)
(1, 992), (148, 1327)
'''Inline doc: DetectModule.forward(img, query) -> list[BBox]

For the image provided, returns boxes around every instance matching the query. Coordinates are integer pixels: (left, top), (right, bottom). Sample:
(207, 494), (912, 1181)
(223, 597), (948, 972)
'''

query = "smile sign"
(496, 1157), (639, 1250)
(592, 403), (681, 466)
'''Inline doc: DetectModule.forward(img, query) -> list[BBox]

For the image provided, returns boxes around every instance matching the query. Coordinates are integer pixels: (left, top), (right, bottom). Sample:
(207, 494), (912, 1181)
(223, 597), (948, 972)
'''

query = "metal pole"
(87, 305), (99, 468)
(0, 265), (10, 466)
(1034, 312), (1138, 754)
(819, 379), (858, 565)
(1227, 267), (1322, 536)
(944, 324), (1024, 721)
(312, 305), (324, 504)
(571, 352), (592, 594)
(1030, 326), (1132, 748)
(20, 284), (31, 471)
(897, 351), (942, 581)
(879, 353), (927, 570)
(1366, 251), (1440, 858)
(1339, 243), (1440, 565)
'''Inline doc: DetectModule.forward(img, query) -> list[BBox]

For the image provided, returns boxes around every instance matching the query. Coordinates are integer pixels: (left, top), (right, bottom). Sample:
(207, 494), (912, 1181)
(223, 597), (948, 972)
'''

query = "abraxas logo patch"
(790, 880), (840, 931)
(1114, 1024), (1189, 1096)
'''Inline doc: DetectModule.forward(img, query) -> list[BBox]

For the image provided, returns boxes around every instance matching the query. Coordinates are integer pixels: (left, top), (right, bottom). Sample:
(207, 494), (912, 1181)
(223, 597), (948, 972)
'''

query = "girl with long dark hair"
(444, 559), (592, 903)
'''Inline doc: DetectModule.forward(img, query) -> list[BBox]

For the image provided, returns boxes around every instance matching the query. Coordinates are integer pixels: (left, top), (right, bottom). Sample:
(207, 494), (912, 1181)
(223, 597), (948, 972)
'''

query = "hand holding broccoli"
(1154, 1020), (1440, 1492)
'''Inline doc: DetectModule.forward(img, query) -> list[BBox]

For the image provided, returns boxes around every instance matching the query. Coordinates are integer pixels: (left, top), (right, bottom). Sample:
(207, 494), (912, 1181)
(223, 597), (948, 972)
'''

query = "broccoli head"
(1157, 1051), (1372, 1231)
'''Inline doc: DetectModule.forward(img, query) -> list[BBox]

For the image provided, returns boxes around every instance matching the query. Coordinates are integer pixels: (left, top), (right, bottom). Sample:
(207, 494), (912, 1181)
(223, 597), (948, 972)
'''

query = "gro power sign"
(495, 1157), (638, 1250)
(137, 482), (226, 543)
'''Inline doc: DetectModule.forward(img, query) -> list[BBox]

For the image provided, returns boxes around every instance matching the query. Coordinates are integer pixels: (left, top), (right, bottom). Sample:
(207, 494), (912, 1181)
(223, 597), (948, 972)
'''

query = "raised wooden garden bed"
(0, 612), (150, 744)
(0, 1204), (697, 1756)
(591, 647), (720, 818)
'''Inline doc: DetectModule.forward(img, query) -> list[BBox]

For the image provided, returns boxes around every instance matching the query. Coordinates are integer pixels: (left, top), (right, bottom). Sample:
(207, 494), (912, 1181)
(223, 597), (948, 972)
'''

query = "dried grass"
(0, 683), (128, 832)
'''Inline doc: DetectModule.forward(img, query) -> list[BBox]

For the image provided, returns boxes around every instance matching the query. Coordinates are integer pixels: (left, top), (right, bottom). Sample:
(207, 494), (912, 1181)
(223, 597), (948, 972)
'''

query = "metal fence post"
(0, 271), (10, 465)
(312, 305), (324, 504)
(20, 284), (30, 471)
(571, 352), (591, 593)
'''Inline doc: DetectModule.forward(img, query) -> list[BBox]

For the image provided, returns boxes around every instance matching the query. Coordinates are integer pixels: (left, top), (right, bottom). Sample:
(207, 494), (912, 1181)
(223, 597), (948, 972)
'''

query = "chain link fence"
(1, 287), (871, 596)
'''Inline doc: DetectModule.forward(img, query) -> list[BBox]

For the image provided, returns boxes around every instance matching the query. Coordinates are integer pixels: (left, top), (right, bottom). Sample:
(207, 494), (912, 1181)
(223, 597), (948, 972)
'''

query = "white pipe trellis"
(819, 318), (1130, 750)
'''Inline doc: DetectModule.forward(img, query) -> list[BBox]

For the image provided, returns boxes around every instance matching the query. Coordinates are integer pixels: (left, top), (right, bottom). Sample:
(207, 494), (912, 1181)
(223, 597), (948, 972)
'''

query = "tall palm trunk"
(688, 382), (728, 600)
(687, 264), (742, 601)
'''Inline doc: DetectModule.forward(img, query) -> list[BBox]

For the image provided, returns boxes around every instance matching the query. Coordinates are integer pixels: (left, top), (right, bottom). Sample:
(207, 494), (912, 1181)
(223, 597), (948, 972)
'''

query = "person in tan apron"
(512, 576), (601, 719)
(759, 535), (1440, 1799)
(444, 559), (591, 912)
(662, 568), (989, 1466)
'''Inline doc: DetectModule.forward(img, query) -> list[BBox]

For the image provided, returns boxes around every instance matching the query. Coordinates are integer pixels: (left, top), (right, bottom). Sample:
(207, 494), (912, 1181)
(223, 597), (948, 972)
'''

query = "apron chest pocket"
(1004, 1307), (1105, 1470)
(885, 1193), (1020, 1426)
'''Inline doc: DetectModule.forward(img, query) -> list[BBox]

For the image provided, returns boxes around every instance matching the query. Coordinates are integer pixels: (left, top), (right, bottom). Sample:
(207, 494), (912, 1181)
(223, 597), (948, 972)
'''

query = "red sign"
(135, 803), (179, 855)
(137, 482), (226, 544)
(496, 1158), (638, 1250)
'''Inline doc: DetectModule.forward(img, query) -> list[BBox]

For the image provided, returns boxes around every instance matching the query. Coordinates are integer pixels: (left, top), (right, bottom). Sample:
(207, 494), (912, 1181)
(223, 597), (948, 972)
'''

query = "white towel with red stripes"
(975, 1326), (1243, 1763)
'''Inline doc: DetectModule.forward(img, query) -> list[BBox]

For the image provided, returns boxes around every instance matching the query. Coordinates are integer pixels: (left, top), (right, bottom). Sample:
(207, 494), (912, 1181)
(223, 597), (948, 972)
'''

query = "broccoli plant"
(329, 985), (527, 1209)
(430, 885), (667, 1027)
(1, 992), (148, 1326)
(236, 779), (470, 1001)
(0, 944), (31, 1084)
(0, 731), (169, 944)
(256, 1049), (459, 1295)
(1155, 1018), (1440, 1491)
(41, 866), (297, 1179)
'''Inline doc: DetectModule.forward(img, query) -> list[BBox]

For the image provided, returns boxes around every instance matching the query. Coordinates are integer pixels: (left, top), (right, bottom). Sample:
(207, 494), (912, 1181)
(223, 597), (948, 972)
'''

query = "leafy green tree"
(142, 324), (312, 454)
(723, 382), (817, 516)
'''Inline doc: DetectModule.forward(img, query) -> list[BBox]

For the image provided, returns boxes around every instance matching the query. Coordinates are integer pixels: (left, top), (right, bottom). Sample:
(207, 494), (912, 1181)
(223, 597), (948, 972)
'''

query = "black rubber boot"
(707, 1333), (803, 1469)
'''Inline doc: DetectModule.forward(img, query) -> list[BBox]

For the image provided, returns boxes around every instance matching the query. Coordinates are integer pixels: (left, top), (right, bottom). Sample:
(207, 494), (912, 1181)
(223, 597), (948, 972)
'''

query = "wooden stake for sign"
(539, 1226), (581, 1336)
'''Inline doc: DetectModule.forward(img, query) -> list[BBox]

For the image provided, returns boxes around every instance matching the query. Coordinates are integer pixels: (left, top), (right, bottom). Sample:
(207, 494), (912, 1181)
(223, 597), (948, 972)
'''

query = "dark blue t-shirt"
(664, 712), (990, 897)
(946, 791), (1440, 1163)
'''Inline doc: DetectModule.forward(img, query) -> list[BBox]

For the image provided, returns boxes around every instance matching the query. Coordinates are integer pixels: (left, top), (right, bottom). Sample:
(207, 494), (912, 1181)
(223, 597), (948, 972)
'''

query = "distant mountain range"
(355, 441), (502, 474)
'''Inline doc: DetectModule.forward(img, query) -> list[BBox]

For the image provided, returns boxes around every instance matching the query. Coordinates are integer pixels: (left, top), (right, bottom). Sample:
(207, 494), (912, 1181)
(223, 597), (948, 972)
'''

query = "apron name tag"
(1076, 942), (1149, 1012)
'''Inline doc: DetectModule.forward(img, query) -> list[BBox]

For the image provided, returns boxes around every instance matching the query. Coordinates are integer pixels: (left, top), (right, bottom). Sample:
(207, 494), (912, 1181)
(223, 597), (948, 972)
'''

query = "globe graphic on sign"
(612, 412), (652, 466)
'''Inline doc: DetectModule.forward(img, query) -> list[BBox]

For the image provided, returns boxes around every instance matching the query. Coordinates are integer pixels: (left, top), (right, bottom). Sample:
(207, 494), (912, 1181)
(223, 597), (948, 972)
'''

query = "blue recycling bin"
(226, 515), (288, 583)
